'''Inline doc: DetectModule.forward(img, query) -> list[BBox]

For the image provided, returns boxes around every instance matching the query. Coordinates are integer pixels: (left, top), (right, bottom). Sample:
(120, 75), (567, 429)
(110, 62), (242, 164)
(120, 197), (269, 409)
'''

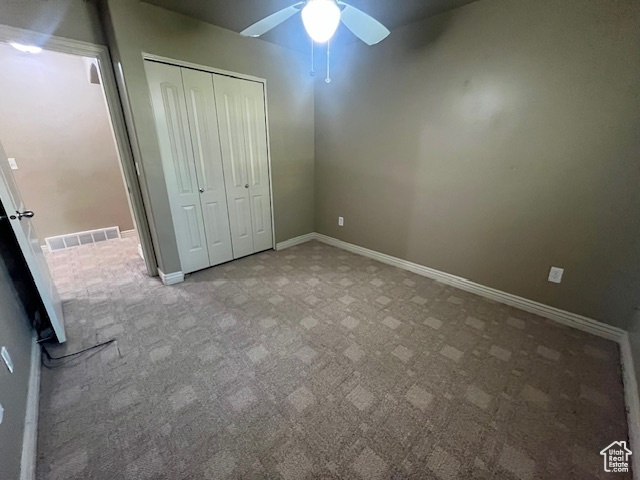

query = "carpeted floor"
(37, 236), (630, 479)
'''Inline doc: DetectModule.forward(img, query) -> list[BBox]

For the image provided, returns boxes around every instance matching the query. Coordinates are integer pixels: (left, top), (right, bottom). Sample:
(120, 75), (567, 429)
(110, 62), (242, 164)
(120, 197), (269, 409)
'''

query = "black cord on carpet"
(40, 339), (116, 369)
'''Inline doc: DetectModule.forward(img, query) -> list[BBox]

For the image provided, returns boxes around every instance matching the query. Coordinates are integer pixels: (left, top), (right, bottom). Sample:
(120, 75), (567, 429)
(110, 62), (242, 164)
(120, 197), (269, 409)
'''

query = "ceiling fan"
(240, 0), (390, 46)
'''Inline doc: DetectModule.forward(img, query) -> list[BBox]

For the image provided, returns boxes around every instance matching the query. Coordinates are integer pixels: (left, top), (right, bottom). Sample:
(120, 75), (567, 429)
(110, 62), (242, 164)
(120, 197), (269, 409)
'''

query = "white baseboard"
(275, 232), (317, 251)
(279, 231), (639, 472)
(120, 229), (137, 239)
(620, 333), (640, 478)
(20, 334), (40, 480)
(158, 269), (184, 286)
(27, 231), (640, 477)
(313, 233), (625, 341)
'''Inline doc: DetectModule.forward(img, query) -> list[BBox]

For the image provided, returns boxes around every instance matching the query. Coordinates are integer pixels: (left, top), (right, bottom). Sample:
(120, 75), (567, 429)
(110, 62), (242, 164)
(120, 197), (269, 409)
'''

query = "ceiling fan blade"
(240, 3), (304, 37)
(338, 2), (390, 46)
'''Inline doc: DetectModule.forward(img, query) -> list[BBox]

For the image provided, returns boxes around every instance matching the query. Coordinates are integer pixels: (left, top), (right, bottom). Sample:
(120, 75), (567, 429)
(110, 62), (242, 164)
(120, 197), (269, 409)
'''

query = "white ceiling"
(143, 0), (479, 50)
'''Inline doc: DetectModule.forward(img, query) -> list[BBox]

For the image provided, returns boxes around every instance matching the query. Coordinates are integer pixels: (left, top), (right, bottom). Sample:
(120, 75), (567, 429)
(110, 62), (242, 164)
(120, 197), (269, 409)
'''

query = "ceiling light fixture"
(9, 42), (42, 54)
(301, 0), (341, 43)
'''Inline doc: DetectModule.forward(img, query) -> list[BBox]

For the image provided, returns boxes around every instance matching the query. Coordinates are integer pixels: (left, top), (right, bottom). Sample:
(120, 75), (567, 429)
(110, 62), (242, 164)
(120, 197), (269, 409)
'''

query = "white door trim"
(142, 53), (267, 84)
(261, 81), (277, 255)
(0, 25), (157, 276)
(142, 54), (276, 251)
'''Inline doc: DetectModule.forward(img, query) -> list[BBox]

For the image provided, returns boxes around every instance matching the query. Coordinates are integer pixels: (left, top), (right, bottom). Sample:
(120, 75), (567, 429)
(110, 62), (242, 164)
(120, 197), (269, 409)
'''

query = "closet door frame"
(143, 53), (276, 252)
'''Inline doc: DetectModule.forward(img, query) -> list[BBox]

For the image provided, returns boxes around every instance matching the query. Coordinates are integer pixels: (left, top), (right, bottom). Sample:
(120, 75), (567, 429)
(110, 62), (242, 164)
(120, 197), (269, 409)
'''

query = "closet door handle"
(199, 188), (204, 193)
(244, 184), (249, 189)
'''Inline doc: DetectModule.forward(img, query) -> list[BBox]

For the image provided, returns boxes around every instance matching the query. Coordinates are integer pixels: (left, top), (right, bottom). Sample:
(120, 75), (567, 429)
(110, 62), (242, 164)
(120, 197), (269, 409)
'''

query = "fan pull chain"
(310, 38), (315, 77)
(325, 40), (331, 83)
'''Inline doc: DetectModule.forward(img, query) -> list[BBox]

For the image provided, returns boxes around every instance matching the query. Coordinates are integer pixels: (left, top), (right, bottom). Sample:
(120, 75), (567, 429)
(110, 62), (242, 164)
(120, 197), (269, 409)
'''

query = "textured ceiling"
(143, 0), (478, 50)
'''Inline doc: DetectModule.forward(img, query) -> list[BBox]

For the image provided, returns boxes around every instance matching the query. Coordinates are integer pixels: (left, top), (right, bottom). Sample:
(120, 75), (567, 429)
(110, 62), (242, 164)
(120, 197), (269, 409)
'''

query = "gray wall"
(0, 45), (134, 242)
(0, 0), (104, 46)
(0, 243), (34, 480)
(629, 308), (640, 456)
(102, 0), (315, 274)
(315, 0), (640, 329)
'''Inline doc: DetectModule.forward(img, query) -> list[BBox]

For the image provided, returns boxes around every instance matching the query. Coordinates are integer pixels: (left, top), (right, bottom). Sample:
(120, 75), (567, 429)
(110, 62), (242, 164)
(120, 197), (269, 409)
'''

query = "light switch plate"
(7, 157), (18, 170)
(338, 216), (344, 227)
(1, 347), (14, 374)
(0, 403), (3, 425)
(548, 266), (564, 284)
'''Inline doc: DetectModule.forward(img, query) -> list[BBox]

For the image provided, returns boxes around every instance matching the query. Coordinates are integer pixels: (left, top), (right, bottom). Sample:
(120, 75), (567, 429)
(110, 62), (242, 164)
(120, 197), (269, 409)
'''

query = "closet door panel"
(145, 61), (210, 274)
(181, 68), (233, 266)
(213, 74), (255, 259)
(233, 197), (252, 240)
(241, 80), (273, 253)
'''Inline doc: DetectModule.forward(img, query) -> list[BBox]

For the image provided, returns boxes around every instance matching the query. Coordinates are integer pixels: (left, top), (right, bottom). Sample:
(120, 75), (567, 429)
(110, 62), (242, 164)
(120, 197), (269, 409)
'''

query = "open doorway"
(0, 42), (146, 342)
(0, 44), (137, 247)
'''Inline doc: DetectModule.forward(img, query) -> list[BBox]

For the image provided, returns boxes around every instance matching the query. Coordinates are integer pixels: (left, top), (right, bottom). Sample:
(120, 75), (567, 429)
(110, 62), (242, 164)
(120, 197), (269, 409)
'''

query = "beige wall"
(315, 0), (640, 329)
(101, 0), (315, 274)
(0, 45), (134, 241)
(0, 4), (105, 477)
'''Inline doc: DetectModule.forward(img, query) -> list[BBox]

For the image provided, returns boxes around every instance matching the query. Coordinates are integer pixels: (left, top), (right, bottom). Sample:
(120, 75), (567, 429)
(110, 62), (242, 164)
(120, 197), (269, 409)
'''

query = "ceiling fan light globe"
(301, 0), (341, 43)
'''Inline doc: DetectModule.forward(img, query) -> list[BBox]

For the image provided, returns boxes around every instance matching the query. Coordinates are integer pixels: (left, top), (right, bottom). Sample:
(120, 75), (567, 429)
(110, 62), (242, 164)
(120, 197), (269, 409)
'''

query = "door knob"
(199, 188), (204, 193)
(16, 210), (34, 220)
(245, 184), (249, 189)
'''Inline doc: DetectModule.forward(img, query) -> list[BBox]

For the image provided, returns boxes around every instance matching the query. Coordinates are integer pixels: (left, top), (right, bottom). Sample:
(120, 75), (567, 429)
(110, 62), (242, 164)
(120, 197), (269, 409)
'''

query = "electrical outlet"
(548, 266), (564, 284)
(7, 157), (18, 170)
(338, 216), (344, 227)
(1, 347), (13, 374)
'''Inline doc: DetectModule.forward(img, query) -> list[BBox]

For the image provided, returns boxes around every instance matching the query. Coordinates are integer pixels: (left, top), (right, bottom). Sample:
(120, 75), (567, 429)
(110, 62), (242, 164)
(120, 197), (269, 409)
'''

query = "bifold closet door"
(213, 74), (274, 258)
(181, 68), (234, 267)
(145, 61), (210, 274)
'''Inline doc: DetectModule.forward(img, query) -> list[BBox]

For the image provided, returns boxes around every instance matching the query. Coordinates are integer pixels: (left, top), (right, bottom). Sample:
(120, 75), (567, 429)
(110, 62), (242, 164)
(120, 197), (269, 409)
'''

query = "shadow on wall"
(403, 13), (452, 54)
(314, 0), (640, 327)
(5, 1), (69, 43)
(314, 13), (452, 260)
(0, 201), (48, 332)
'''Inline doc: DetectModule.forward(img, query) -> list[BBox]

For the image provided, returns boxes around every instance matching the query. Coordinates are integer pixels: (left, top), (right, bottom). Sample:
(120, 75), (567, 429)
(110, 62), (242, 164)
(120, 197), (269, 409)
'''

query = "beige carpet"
(37, 236), (630, 479)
